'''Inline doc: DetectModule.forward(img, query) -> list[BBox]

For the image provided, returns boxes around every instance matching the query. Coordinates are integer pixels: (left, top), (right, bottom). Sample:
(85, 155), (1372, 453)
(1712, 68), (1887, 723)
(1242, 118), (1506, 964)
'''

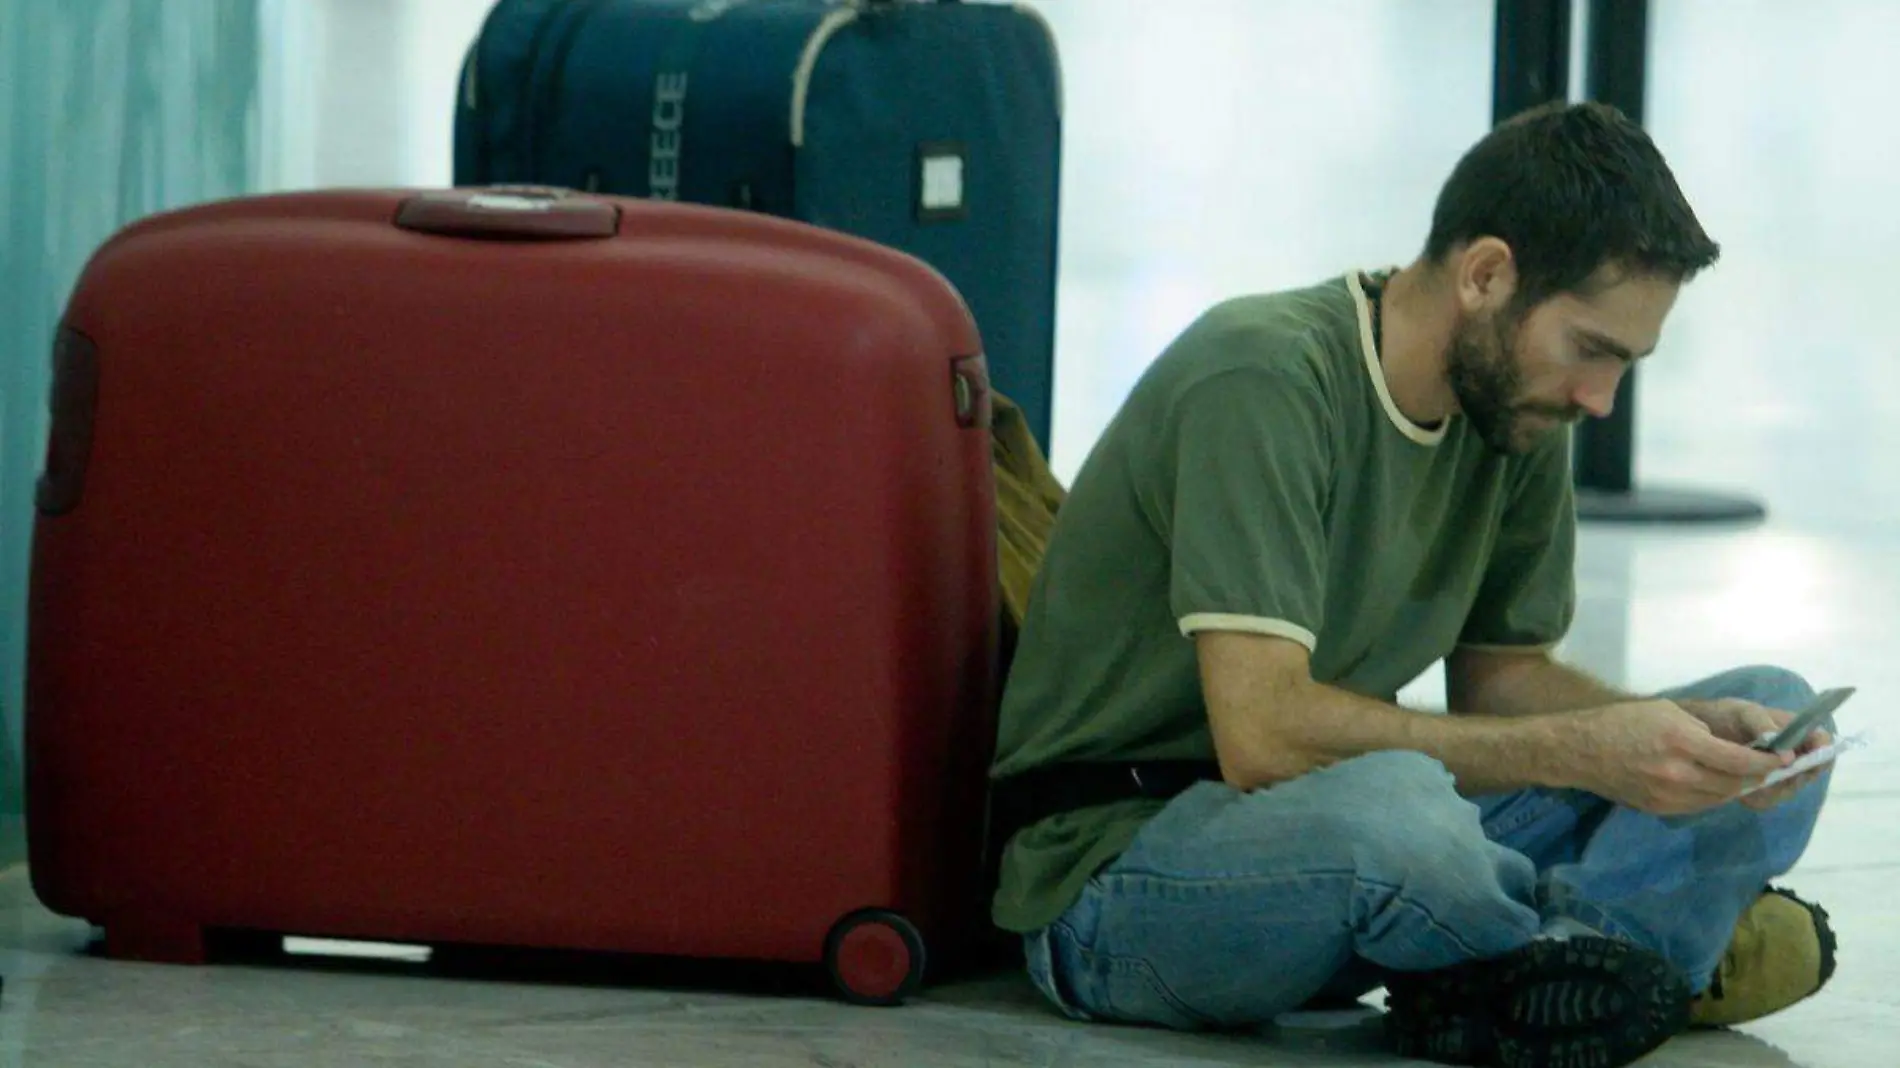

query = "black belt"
(988, 758), (1224, 849)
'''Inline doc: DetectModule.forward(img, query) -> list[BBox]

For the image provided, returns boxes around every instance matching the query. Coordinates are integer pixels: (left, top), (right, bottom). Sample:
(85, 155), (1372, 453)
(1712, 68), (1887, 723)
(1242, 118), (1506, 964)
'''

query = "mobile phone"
(1752, 686), (1855, 753)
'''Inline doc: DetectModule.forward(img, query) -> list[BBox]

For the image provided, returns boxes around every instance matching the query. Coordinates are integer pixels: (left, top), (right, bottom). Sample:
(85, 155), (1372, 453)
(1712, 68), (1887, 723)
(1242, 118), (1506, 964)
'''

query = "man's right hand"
(1561, 699), (1791, 815)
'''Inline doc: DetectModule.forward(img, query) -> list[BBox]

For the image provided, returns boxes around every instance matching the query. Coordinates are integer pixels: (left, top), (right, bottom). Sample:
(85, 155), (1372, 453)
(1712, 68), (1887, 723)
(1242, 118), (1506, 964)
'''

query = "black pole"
(1492, 0), (1571, 124)
(1571, 0), (1764, 522)
(1574, 0), (1643, 495)
(1489, 0), (1766, 524)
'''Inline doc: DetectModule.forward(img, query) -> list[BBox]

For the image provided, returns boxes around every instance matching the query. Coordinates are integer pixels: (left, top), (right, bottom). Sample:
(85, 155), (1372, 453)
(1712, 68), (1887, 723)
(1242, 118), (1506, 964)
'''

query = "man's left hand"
(1674, 697), (1831, 811)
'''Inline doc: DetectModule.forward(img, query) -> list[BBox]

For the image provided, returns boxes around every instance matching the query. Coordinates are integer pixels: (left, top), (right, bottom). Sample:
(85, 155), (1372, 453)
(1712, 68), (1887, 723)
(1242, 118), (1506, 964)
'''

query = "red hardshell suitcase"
(27, 187), (1000, 1005)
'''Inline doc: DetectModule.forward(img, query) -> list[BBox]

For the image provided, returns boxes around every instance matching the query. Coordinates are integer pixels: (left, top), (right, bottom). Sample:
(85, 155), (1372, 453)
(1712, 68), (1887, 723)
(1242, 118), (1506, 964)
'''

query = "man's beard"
(1445, 311), (1579, 455)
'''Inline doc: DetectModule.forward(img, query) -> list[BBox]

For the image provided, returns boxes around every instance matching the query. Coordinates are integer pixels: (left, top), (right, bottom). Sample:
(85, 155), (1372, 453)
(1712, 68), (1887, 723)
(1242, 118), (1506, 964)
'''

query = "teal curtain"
(0, 0), (265, 838)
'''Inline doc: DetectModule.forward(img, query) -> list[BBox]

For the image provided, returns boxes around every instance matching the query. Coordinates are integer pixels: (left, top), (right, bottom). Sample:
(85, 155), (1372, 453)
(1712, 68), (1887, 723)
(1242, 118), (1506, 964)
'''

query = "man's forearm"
(1446, 648), (1637, 718)
(1220, 678), (1582, 796)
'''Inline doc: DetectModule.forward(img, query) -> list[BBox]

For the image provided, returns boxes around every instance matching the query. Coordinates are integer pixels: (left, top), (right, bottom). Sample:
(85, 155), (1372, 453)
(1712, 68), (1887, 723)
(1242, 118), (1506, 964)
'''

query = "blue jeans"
(1021, 665), (1833, 1030)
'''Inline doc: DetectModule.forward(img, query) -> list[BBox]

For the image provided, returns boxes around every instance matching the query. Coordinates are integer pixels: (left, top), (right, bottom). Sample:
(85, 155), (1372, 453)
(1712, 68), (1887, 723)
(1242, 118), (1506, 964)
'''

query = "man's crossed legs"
(1019, 666), (1835, 1068)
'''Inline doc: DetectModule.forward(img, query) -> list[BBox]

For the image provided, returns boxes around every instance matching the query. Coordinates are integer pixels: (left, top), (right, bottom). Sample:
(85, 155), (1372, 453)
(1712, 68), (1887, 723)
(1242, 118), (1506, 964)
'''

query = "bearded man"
(986, 101), (1838, 1068)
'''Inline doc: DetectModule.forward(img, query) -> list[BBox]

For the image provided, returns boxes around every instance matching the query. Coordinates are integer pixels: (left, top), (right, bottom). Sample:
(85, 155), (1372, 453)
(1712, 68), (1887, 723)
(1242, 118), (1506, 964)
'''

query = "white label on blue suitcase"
(921, 154), (964, 212)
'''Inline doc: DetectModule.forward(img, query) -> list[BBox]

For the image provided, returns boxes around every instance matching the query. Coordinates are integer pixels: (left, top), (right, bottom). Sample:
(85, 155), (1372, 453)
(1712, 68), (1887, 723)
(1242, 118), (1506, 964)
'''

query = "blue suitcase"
(453, 0), (1063, 450)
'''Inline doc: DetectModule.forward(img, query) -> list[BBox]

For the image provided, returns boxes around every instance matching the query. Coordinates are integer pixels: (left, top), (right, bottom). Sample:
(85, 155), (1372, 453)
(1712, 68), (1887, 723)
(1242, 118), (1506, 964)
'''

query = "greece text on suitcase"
(453, 0), (1064, 452)
(27, 186), (1001, 1006)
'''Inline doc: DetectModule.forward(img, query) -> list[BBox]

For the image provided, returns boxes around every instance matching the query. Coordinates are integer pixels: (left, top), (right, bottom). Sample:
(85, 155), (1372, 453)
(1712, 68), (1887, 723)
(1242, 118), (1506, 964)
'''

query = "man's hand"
(1561, 700), (1790, 816)
(1676, 697), (1832, 811)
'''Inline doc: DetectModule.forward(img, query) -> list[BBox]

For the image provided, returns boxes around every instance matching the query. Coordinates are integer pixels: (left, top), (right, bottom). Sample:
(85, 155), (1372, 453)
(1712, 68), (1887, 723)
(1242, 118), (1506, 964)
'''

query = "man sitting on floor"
(987, 101), (1837, 1068)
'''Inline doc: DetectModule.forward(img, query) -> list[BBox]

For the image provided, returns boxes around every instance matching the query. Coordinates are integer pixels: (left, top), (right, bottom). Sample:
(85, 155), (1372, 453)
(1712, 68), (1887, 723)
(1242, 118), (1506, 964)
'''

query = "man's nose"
(1572, 368), (1625, 419)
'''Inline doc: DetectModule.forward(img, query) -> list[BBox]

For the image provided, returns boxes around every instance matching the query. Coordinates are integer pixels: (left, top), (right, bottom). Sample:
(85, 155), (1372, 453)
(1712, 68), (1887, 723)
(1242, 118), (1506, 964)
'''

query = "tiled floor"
(0, 852), (1889, 1068)
(7, 0), (1899, 1064)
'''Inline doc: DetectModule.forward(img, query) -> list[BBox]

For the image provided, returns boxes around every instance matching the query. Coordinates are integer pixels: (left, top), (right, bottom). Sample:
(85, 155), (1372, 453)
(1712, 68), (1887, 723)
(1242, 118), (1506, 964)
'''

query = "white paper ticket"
(1741, 732), (1872, 795)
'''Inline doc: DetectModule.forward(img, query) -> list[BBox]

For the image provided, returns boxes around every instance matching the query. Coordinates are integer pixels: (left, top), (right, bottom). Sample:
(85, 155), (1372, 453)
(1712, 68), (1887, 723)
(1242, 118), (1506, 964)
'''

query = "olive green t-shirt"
(989, 270), (1577, 934)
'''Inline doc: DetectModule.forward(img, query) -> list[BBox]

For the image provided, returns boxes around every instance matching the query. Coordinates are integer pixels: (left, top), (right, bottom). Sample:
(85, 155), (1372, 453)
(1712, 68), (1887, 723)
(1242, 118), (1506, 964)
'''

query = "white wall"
(260, 0), (493, 191)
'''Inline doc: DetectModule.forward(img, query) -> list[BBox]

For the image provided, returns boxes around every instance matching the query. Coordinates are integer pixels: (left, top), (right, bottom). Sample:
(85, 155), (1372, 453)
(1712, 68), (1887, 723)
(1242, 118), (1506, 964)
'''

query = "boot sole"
(1387, 936), (1692, 1068)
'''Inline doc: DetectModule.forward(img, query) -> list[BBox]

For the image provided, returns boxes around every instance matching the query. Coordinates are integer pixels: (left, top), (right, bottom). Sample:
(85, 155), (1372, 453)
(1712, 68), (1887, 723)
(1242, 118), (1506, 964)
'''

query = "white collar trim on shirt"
(1348, 269), (1448, 447)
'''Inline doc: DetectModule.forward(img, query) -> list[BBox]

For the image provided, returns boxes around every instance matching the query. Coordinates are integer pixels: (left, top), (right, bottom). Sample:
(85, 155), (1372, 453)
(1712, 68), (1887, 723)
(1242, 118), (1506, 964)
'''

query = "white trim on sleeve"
(1178, 613), (1318, 651)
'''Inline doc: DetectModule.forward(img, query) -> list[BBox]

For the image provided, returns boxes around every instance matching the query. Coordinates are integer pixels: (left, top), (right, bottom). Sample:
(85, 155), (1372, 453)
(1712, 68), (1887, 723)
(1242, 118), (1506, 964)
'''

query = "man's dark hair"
(1423, 101), (1720, 309)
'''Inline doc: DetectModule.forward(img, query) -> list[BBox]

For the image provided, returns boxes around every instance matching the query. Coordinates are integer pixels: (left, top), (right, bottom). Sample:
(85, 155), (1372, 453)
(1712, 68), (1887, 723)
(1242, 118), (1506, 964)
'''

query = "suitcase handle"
(395, 188), (619, 240)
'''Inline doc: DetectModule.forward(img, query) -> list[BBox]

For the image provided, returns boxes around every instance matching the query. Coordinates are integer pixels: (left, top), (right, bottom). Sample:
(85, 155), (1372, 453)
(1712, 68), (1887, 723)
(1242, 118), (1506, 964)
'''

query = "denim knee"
(1297, 753), (1500, 879)
(1697, 664), (1817, 711)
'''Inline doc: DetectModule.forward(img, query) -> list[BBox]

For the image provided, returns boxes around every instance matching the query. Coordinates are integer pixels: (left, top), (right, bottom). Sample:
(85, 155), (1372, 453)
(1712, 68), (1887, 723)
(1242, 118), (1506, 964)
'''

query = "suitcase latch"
(37, 327), (101, 517)
(951, 354), (992, 430)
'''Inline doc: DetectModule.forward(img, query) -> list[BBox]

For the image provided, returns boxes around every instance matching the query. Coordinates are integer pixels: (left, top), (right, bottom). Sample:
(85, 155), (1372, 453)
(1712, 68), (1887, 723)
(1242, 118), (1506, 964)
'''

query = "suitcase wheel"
(823, 908), (927, 1006)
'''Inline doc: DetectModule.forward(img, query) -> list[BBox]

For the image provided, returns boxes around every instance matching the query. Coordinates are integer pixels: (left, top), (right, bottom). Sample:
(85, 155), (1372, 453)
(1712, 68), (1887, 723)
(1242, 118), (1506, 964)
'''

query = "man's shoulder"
(1148, 275), (1364, 400)
(1198, 274), (1359, 333)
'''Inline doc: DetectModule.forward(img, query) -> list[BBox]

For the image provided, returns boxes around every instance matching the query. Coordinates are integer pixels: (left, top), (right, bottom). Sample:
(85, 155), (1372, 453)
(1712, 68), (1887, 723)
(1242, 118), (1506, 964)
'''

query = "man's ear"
(1454, 237), (1519, 315)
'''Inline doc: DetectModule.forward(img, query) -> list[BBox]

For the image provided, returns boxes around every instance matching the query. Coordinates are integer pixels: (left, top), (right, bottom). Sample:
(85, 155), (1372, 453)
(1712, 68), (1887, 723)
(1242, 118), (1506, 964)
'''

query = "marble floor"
(7, 0), (1900, 1065)
(0, 845), (1890, 1068)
